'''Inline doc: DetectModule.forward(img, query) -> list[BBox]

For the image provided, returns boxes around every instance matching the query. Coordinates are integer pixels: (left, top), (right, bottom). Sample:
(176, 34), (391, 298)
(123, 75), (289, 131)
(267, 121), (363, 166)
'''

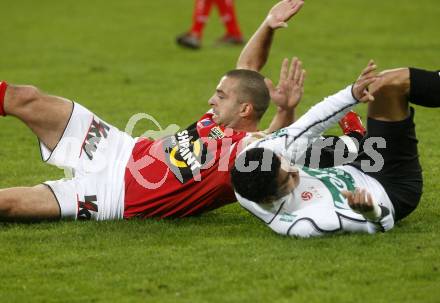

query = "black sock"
(409, 67), (440, 108)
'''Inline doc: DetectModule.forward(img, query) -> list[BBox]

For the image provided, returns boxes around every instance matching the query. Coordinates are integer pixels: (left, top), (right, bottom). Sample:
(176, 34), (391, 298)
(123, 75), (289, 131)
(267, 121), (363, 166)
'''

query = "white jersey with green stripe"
(235, 85), (395, 237)
(236, 165), (394, 238)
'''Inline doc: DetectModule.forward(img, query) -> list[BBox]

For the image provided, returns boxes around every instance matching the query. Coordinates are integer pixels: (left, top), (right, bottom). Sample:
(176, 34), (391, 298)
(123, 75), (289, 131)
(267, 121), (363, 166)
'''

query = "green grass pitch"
(1, 0), (439, 302)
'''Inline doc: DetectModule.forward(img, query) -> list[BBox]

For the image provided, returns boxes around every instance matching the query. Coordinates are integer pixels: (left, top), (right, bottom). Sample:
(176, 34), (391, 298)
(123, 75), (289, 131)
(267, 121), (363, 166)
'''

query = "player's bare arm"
(241, 57), (305, 146)
(236, 0), (305, 134)
(236, 0), (305, 71)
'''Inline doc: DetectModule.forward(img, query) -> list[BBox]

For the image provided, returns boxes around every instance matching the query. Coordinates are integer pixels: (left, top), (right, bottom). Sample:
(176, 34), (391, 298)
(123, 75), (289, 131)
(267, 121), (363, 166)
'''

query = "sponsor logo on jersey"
(197, 118), (213, 128)
(305, 186), (323, 199)
(170, 130), (203, 171)
(162, 122), (214, 184)
(301, 191), (313, 201)
(77, 194), (98, 220)
(302, 167), (355, 209)
(82, 118), (110, 160)
(208, 126), (225, 139)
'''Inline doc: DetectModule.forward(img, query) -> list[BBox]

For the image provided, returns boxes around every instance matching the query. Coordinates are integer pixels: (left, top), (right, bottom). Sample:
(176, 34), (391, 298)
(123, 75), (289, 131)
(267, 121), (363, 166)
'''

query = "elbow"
(236, 61), (261, 72)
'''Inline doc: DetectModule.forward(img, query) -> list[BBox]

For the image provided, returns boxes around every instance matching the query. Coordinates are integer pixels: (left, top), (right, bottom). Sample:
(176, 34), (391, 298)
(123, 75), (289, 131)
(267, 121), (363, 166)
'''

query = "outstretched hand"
(352, 60), (378, 102)
(265, 57), (306, 111)
(266, 0), (305, 29)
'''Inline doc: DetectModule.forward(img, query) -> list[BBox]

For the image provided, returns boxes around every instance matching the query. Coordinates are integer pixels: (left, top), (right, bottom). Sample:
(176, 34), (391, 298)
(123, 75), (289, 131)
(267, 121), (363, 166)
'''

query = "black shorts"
(348, 108), (423, 221)
(303, 133), (364, 169)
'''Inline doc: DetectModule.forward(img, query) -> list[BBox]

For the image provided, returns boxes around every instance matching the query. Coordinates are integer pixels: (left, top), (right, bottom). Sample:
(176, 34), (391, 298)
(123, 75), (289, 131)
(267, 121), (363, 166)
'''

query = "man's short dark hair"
(230, 147), (281, 203)
(225, 69), (270, 120)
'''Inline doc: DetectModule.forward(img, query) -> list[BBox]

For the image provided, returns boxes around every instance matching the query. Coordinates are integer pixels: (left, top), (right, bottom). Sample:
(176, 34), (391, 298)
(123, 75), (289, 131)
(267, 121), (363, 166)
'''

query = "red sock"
(338, 111), (366, 136)
(0, 81), (8, 116)
(214, 0), (242, 37)
(190, 0), (214, 37)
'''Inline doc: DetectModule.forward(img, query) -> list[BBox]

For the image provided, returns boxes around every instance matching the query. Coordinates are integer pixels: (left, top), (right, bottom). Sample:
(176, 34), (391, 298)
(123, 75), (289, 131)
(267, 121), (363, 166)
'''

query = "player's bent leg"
(367, 68), (410, 122)
(3, 84), (73, 151)
(0, 185), (61, 221)
(408, 68), (440, 108)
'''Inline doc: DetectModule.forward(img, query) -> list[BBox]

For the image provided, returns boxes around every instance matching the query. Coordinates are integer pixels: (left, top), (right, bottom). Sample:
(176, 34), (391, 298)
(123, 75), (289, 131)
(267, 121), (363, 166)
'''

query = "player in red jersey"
(177, 0), (244, 49)
(0, 0), (306, 221)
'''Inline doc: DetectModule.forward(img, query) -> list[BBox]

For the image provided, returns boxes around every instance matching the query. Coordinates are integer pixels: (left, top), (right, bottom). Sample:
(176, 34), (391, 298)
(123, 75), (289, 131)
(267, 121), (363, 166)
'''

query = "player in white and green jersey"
(231, 61), (440, 238)
(235, 163), (394, 237)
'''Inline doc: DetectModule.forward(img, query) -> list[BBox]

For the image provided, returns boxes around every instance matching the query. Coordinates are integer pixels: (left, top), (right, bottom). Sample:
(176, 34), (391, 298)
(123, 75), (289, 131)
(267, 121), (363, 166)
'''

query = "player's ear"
(239, 101), (254, 117)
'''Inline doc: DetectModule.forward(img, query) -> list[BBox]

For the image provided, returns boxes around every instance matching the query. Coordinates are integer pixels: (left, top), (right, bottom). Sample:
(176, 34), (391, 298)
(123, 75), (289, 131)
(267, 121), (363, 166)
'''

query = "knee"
(5, 85), (41, 117)
(370, 68), (410, 97)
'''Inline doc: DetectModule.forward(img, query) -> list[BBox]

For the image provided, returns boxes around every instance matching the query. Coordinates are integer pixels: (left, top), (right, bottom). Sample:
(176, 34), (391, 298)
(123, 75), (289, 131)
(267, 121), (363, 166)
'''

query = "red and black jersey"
(123, 112), (247, 218)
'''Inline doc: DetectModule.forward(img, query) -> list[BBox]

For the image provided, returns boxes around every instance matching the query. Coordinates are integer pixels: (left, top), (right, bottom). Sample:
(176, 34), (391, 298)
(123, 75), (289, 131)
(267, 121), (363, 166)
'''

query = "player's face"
(276, 156), (300, 197)
(208, 76), (243, 127)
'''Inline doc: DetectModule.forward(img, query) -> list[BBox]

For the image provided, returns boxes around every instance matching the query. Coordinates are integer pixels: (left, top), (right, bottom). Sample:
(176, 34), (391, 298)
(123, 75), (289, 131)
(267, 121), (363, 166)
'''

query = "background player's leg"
(367, 68), (410, 121)
(190, 0), (214, 38)
(2, 84), (73, 151)
(214, 0), (244, 44)
(215, 0), (242, 38)
(176, 0), (214, 49)
(0, 185), (61, 221)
